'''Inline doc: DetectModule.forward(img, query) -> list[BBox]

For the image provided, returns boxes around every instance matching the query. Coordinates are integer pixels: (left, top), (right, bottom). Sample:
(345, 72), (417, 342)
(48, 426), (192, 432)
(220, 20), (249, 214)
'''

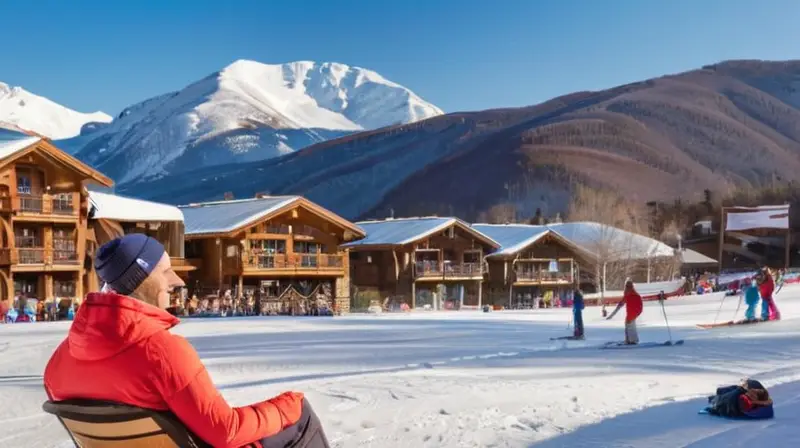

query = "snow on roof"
(677, 248), (717, 265)
(547, 222), (675, 261)
(470, 221), (675, 261)
(471, 224), (550, 257)
(0, 128), (41, 161)
(179, 196), (300, 236)
(89, 191), (183, 222)
(342, 217), (499, 248)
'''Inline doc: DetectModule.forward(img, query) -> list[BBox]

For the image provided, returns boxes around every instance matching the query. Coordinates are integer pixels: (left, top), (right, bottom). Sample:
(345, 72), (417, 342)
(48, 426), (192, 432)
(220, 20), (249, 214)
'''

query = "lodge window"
(294, 242), (324, 254)
(250, 239), (286, 254)
(14, 228), (41, 247)
(17, 175), (31, 195)
(55, 281), (76, 298)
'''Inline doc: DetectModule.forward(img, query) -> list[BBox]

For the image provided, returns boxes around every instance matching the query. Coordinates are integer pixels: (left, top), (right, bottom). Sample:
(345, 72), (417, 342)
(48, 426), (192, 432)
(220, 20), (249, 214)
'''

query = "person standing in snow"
(759, 267), (780, 321)
(606, 279), (643, 344)
(743, 278), (761, 322)
(572, 288), (585, 339)
(44, 234), (330, 448)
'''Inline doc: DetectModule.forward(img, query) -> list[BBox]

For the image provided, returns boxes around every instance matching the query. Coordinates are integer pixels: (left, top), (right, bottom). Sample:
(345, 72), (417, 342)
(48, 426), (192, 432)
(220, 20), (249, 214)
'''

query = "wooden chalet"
(345, 217), (500, 310)
(473, 224), (588, 308)
(0, 130), (113, 306)
(86, 190), (192, 293)
(474, 222), (680, 307)
(179, 195), (365, 314)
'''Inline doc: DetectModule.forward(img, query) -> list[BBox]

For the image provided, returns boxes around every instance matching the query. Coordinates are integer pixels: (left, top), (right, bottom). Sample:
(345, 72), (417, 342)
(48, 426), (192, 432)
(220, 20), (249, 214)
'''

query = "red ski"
(696, 319), (763, 329)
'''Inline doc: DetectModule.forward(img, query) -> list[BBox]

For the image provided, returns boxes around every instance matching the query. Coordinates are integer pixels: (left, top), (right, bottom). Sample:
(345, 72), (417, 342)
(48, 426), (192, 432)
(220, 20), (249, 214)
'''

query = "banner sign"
(725, 205), (790, 231)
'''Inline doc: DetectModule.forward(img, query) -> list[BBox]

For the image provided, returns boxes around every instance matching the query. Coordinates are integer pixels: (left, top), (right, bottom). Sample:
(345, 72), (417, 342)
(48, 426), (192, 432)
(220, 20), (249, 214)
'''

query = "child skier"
(743, 278), (761, 322)
(607, 279), (643, 344)
(759, 267), (781, 321)
(572, 288), (585, 339)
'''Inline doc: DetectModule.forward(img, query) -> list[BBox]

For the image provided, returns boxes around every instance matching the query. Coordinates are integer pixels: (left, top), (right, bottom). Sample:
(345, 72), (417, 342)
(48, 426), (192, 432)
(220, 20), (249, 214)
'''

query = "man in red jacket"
(607, 279), (643, 344)
(44, 234), (330, 448)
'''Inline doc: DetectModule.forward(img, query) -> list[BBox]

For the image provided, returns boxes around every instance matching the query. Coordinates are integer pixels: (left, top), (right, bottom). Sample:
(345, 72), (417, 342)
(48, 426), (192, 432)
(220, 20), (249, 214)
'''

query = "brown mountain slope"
(128, 59), (800, 221)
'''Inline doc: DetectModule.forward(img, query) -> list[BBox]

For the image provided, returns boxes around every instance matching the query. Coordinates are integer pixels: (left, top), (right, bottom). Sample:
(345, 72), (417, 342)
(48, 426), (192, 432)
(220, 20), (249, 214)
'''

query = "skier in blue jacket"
(573, 288), (585, 339)
(743, 278), (761, 322)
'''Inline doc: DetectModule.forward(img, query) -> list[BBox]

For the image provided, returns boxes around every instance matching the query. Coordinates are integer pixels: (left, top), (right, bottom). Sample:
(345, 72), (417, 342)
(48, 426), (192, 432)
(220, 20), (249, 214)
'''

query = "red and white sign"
(725, 205), (790, 231)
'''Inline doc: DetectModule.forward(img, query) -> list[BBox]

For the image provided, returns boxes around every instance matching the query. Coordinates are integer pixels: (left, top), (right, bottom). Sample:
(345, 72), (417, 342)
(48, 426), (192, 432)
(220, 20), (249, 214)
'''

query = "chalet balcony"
(243, 253), (345, 274)
(514, 270), (574, 284)
(170, 257), (202, 271)
(9, 248), (80, 267)
(414, 261), (485, 280)
(11, 194), (78, 217)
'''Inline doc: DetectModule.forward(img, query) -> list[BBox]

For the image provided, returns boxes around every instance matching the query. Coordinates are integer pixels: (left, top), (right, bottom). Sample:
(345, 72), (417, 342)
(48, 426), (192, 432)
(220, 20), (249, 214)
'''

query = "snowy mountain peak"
(65, 59), (443, 186)
(0, 82), (111, 139)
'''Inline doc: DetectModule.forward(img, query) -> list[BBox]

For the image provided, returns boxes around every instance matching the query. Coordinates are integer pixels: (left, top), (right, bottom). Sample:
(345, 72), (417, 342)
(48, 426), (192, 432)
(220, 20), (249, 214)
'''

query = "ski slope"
(2, 286), (800, 447)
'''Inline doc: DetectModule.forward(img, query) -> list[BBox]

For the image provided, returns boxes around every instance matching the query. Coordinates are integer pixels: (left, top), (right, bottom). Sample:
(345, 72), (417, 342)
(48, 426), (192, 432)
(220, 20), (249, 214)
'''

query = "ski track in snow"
(2, 287), (800, 447)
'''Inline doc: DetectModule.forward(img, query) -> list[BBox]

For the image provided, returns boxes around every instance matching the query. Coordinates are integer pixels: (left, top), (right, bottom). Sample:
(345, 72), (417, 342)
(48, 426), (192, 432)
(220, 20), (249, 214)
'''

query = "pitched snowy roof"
(547, 222), (675, 261)
(342, 217), (500, 249)
(677, 248), (717, 265)
(180, 196), (300, 236)
(0, 128), (41, 161)
(471, 224), (551, 256)
(471, 221), (675, 261)
(89, 191), (183, 222)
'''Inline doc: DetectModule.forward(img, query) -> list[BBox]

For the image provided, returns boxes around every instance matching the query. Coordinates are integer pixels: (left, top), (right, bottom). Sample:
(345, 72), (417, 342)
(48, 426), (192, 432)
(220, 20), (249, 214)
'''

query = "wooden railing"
(11, 194), (78, 216)
(170, 257), (202, 270)
(8, 248), (80, 265)
(414, 261), (485, 279)
(244, 253), (344, 271)
(515, 270), (573, 283)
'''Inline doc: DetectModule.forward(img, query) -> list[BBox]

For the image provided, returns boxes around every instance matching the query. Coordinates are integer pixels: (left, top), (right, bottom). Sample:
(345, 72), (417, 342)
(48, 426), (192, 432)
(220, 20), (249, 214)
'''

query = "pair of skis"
(548, 335), (685, 349)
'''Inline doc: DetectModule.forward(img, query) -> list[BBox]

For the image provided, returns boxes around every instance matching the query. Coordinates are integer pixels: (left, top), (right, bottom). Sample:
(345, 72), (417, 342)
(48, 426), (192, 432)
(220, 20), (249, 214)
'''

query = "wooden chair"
(42, 400), (212, 448)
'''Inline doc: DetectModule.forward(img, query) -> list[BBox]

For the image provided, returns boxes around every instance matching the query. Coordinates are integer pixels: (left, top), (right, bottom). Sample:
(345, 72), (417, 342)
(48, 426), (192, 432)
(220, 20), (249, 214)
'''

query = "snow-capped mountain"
(0, 82), (111, 139)
(63, 60), (443, 185)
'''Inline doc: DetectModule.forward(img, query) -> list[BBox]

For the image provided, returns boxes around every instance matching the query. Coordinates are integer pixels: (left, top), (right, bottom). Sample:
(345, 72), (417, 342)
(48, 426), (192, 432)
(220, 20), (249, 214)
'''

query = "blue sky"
(3, 0), (799, 116)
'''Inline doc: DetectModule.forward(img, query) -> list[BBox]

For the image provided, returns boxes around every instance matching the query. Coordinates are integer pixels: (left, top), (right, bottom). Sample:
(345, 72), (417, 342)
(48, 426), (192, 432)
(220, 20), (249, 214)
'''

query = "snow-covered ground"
(2, 286), (800, 447)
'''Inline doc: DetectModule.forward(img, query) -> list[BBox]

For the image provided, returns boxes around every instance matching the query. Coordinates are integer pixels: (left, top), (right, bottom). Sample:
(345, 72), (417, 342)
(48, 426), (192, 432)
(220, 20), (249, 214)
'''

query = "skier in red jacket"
(606, 279), (643, 344)
(44, 234), (330, 448)
(759, 267), (781, 321)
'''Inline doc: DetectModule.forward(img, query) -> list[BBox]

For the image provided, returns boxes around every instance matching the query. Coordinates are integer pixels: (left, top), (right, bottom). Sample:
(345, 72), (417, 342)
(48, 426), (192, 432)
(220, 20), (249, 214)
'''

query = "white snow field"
(2, 286), (800, 448)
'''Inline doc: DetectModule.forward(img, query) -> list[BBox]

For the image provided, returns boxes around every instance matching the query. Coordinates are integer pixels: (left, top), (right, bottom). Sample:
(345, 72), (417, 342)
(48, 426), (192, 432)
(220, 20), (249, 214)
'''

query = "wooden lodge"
(473, 224), (589, 308)
(178, 195), (365, 314)
(345, 217), (500, 310)
(474, 222), (682, 307)
(0, 130), (113, 307)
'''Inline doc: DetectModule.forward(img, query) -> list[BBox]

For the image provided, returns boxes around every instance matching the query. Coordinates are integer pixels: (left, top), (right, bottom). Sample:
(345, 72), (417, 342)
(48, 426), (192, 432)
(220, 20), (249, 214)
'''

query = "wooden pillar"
(411, 281), (416, 309)
(717, 207), (726, 273)
(785, 230), (791, 270)
(477, 280), (482, 308)
(75, 270), (84, 301)
(44, 274), (54, 301)
(237, 275), (244, 299)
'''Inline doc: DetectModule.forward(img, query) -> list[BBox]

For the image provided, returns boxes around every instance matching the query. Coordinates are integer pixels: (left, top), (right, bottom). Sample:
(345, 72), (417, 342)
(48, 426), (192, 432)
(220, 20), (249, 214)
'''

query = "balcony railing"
(414, 261), (485, 279)
(515, 270), (573, 283)
(11, 194), (78, 216)
(170, 257), (202, 270)
(244, 253), (344, 271)
(8, 248), (80, 266)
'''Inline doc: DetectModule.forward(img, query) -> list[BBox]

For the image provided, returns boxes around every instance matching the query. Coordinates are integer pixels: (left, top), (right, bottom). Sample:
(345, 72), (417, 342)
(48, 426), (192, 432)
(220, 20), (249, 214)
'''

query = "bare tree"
(567, 185), (656, 302)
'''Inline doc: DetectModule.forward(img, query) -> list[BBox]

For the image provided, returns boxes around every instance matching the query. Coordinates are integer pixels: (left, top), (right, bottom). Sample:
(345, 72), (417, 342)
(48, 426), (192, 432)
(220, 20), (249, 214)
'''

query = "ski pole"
(733, 292), (743, 322)
(712, 294), (726, 325)
(659, 297), (673, 344)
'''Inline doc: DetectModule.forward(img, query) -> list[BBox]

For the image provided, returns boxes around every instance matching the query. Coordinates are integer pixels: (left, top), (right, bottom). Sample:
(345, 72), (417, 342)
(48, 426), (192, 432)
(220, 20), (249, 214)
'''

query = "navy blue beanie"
(94, 233), (166, 295)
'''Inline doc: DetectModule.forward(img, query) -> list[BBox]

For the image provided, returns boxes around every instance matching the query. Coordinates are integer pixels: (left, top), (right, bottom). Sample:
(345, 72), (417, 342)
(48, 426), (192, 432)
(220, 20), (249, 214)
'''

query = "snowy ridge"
(61, 60), (443, 185)
(0, 82), (111, 139)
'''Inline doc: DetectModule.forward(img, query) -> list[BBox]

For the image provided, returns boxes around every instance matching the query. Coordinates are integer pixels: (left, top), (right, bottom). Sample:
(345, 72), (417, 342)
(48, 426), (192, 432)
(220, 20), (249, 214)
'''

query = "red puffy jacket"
(759, 272), (774, 299)
(624, 289), (643, 322)
(44, 292), (304, 448)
